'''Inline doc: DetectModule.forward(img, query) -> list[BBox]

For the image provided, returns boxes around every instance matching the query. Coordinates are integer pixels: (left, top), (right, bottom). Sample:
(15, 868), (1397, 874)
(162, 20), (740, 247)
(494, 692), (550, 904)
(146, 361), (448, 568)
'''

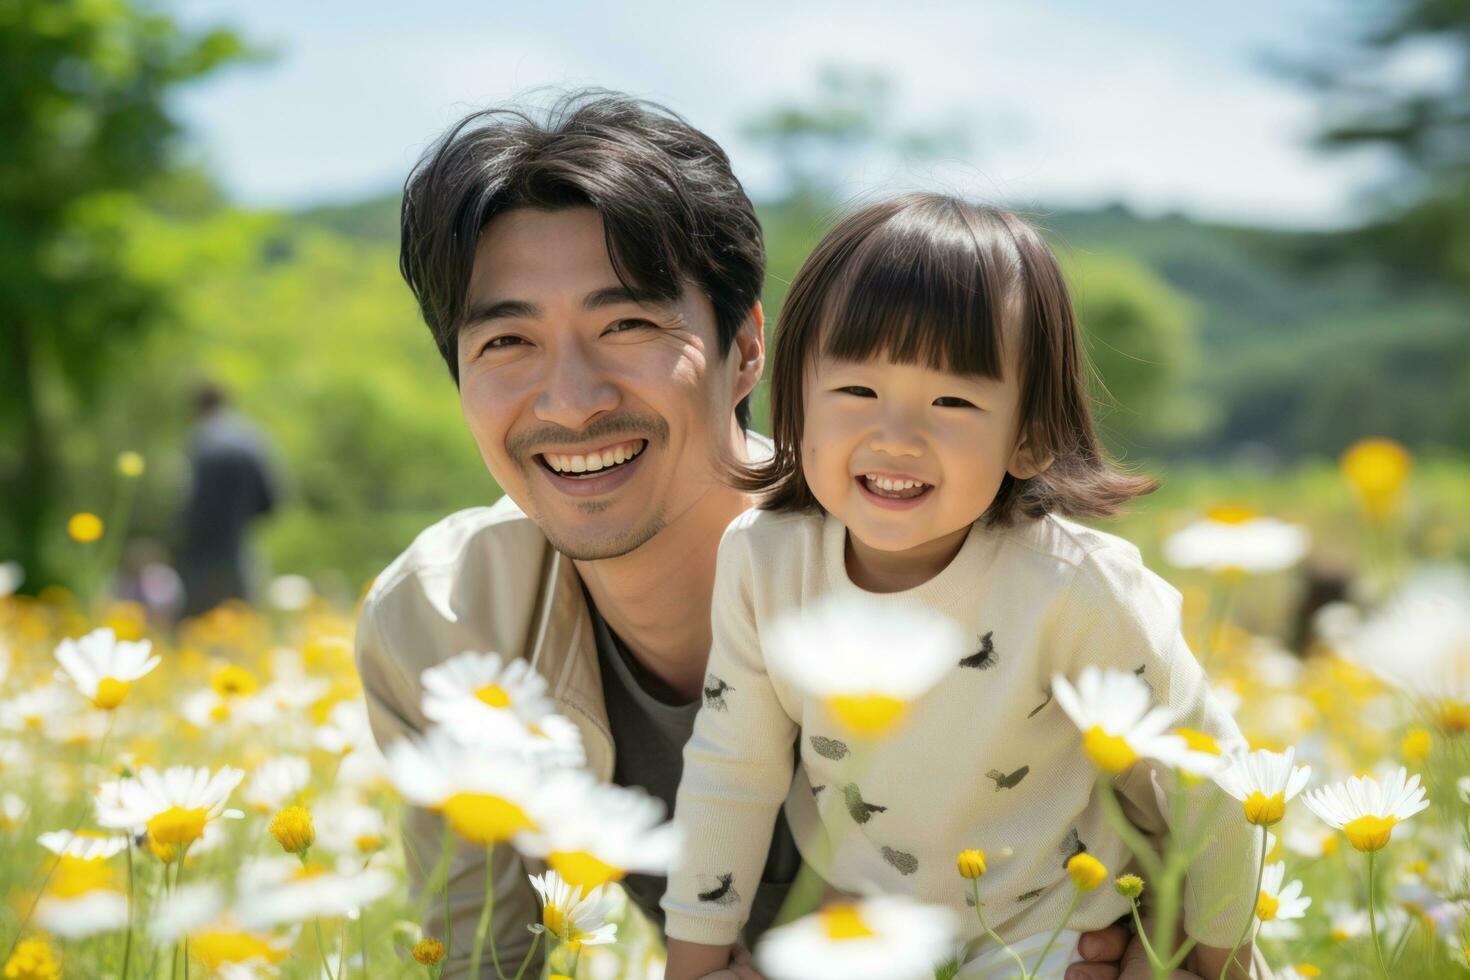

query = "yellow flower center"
(1242, 791), (1286, 826)
(826, 694), (907, 738)
(442, 793), (536, 847)
(67, 512), (104, 543)
(1343, 814), (1398, 852)
(355, 834), (384, 853)
(1436, 700), (1470, 734)
(211, 665), (259, 698)
(1172, 728), (1221, 754)
(542, 900), (569, 940)
(819, 904), (876, 941)
(1066, 852), (1108, 891)
(1256, 890), (1280, 921)
(268, 805), (315, 855)
(1206, 505), (1258, 525)
(412, 938), (445, 965)
(48, 856), (113, 899)
(3, 938), (61, 980)
(956, 848), (987, 879)
(92, 678), (130, 711)
(1400, 727), (1432, 761)
(474, 684), (512, 708)
(1082, 726), (1138, 774)
(547, 850), (623, 890)
(1320, 834), (1339, 857)
(1339, 438), (1411, 520)
(190, 930), (284, 968)
(291, 862), (330, 882)
(1294, 966), (1321, 978)
(147, 806), (208, 846)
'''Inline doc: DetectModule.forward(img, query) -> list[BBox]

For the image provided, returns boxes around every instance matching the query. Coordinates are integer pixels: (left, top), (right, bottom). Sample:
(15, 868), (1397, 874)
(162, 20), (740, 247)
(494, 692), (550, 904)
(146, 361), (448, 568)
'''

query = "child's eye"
(837, 386), (877, 398)
(933, 396), (978, 409)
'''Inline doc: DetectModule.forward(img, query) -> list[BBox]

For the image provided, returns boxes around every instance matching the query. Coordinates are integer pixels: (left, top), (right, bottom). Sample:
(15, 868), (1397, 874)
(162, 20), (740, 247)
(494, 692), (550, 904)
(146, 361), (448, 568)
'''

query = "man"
(177, 382), (279, 618)
(357, 90), (1202, 979)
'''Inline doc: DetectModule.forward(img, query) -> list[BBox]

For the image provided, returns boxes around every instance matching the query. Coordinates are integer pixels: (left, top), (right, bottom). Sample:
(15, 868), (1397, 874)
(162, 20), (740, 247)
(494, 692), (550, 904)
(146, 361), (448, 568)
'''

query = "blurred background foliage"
(1, 0), (1467, 601)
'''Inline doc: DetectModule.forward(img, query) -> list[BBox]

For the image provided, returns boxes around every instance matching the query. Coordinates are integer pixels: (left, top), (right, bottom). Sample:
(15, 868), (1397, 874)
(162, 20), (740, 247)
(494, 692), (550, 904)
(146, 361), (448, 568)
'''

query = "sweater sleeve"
(660, 524), (801, 946)
(1055, 545), (1262, 949)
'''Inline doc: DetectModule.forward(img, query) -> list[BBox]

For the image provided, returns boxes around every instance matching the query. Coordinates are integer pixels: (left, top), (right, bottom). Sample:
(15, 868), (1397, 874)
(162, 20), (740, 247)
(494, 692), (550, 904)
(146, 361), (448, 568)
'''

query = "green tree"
(1287, 0), (1470, 288)
(0, 0), (248, 591)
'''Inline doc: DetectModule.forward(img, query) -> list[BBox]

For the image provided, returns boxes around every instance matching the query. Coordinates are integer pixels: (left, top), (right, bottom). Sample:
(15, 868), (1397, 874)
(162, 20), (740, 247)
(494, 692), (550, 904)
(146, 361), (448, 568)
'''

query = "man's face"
(800, 348), (1033, 556)
(456, 207), (759, 560)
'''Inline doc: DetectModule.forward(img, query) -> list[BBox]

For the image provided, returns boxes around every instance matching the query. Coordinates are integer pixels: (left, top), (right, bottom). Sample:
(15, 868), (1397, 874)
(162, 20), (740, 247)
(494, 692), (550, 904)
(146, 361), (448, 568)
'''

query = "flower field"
(1, 438), (1468, 979)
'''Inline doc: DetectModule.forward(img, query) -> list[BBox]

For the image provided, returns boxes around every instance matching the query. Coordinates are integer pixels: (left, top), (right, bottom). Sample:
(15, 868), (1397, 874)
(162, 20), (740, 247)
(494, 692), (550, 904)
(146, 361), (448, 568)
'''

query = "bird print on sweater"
(808, 734), (850, 760)
(1027, 685), (1053, 718)
(703, 675), (734, 711)
(842, 784), (887, 824)
(882, 847), (918, 875)
(959, 631), (998, 670)
(1059, 828), (1088, 868)
(986, 765), (1030, 790)
(697, 873), (739, 906)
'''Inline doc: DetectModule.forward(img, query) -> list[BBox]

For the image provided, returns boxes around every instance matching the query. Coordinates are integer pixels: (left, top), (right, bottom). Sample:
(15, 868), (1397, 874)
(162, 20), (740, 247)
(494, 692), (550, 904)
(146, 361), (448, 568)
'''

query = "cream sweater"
(661, 506), (1262, 957)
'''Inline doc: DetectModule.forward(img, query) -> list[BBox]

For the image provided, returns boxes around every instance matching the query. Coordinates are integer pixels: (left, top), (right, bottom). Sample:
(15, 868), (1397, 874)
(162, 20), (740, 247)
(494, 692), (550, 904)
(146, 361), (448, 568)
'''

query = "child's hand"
(694, 945), (767, 980)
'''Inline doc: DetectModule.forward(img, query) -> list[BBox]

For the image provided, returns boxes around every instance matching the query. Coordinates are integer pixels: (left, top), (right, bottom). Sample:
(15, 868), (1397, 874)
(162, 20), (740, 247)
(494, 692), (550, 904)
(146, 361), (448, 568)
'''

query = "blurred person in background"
(176, 381), (281, 618)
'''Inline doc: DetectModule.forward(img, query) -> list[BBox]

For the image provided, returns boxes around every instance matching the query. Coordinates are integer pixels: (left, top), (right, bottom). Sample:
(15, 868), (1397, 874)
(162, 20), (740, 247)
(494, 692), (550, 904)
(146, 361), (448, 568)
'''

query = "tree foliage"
(0, 0), (250, 591)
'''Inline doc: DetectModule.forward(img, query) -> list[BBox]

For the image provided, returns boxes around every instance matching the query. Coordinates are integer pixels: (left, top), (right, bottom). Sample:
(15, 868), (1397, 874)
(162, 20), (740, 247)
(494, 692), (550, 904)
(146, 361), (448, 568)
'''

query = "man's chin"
(539, 517), (666, 562)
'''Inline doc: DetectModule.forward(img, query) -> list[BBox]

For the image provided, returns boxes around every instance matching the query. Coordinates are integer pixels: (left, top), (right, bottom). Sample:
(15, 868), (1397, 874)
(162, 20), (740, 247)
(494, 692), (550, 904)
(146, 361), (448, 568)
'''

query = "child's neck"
(844, 522), (972, 593)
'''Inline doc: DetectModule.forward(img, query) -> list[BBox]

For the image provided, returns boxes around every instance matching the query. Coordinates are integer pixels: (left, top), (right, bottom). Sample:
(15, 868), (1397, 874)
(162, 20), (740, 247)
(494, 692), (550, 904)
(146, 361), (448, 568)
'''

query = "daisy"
(527, 869), (618, 951)
(1163, 507), (1309, 576)
(386, 727), (553, 852)
(1254, 862), (1311, 936)
(95, 765), (246, 853)
(310, 796), (389, 857)
(755, 896), (958, 980)
(1335, 566), (1470, 731)
(1213, 747), (1312, 826)
(1301, 766), (1429, 852)
(38, 829), (128, 861)
(242, 755), (311, 813)
(0, 683), (82, 735)
(421, 651), (559, 738)
(152, 883), (294, 974)
(531, 771), (681, 890)
(33, 855), (129, 939)
(53, 627), (159, 710)
(1051, 666), (1224, 777)
(235, 856), (394, 928)
(769, 596), (967, 739)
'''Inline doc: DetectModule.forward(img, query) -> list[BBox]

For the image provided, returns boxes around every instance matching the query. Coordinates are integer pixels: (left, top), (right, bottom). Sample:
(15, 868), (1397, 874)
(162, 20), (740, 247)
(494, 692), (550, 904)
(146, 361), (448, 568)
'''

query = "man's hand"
(1066, 922), (1204, 980)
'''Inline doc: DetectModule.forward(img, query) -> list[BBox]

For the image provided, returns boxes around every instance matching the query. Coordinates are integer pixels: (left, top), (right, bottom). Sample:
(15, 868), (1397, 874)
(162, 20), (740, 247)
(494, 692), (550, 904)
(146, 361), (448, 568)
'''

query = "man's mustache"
(506, 413), (670, 459)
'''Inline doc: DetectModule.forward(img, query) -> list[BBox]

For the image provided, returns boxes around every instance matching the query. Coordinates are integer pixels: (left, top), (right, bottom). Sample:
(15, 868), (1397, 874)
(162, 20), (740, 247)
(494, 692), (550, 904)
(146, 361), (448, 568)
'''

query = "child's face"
(800, 349), (1041, 555)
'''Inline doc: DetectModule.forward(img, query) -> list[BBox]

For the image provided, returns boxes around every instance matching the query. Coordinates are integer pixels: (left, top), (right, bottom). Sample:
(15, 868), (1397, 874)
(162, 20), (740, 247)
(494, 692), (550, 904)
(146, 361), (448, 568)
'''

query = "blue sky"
(170, 0), (1395, 228)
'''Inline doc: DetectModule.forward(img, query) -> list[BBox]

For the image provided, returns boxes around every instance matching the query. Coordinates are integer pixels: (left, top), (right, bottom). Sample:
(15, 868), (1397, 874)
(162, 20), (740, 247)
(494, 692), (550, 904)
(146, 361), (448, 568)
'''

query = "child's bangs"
(817, 210), (1010, 381)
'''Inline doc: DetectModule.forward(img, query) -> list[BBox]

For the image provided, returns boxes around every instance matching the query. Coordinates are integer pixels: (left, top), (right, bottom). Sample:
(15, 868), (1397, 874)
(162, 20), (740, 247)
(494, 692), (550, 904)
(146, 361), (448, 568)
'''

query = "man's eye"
(606, 318), (656, 335)
(837, 386), (877, 398)
(479, 336), (525, 354)
(934, 396), (978, 409)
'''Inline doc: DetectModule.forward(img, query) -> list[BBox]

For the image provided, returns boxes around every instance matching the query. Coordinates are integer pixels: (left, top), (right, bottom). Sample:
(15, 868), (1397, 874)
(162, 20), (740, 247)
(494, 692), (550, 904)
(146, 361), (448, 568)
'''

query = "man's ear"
(1007, 429), (1054, 481)
(731, 301), (766, 404)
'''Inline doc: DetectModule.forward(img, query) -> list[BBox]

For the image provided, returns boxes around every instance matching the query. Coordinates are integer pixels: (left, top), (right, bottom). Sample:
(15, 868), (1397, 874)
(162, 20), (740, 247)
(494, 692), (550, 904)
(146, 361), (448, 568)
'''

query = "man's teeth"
(544, 440), (645, 474)
(864, 474), (926, 492)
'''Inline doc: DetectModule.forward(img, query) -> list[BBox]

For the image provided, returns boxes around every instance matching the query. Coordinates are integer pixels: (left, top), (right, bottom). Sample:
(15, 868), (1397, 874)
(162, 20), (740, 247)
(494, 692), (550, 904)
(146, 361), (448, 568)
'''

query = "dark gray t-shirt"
(587, 592), (803, 949)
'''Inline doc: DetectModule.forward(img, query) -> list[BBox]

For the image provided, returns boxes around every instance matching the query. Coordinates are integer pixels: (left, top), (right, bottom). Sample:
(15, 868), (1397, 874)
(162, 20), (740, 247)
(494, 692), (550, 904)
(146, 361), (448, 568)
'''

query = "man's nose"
(533, 340), (619, 430)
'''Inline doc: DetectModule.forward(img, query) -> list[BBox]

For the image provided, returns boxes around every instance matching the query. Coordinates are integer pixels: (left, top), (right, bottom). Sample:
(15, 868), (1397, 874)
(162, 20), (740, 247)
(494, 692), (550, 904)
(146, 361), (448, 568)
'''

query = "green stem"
(1098, 777), (1163, 879)
(1128, 900), (1161, 969)
(1217, 825), (1266, 980)
(470, 845), (508, 980)
(511, 930), (542, 980)
(440, 829), (454, 966)
(314, 919), (337, 980)
(1367, 850), (1389, 979)
(1030, 889), (1081, 977)
(970, 879), (1031, 979)
(120, 837), (135, 980)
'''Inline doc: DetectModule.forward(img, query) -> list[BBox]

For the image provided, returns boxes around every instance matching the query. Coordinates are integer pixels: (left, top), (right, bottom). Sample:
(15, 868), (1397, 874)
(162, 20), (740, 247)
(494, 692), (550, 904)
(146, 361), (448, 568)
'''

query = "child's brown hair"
(742, 192), (1157, 526)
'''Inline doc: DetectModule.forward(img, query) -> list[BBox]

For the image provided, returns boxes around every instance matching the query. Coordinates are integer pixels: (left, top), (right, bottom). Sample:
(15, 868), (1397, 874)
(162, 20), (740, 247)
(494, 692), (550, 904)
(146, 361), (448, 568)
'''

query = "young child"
(661, 195), (1264, 979)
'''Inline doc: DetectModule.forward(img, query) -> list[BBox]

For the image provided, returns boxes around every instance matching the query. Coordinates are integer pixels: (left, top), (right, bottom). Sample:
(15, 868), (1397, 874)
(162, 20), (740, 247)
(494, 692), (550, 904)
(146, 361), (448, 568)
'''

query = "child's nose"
(868, 417), (925, 457)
